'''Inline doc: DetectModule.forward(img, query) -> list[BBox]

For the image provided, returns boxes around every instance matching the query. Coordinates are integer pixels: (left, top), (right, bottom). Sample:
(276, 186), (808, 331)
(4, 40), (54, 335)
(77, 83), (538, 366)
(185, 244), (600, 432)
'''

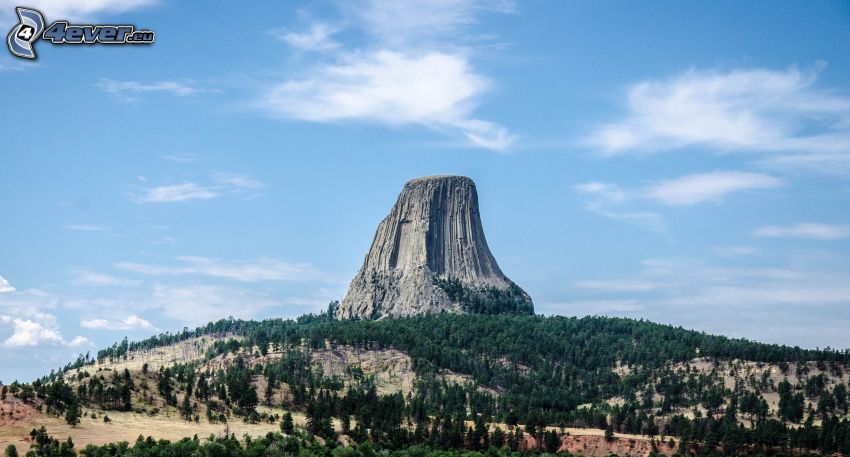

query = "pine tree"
(281, 411), (294, 435)
(196, 373), (210, 401)
(491, 427), (505, 448)
(264, 372), (275, 406)
(64, 399), (81, 427)
(120, 369), (133, 411)
(544, 430), (561, 453)
(181, 393), (193, 421)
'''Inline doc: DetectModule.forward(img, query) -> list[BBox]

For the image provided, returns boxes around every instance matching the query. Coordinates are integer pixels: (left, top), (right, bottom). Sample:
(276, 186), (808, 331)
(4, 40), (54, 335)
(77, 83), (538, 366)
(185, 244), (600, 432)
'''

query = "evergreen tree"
(833, 383), (848, 415)
(281, 411), (294, 435)
(64, 399), (81, 427)
(181, 392), (193, 421)
(196, 373), (210, 401)
(491, 427), (505, 448)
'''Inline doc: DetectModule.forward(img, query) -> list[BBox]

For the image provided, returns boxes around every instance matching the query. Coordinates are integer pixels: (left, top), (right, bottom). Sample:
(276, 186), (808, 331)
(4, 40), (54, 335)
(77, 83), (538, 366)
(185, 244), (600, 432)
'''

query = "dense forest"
(5, 310), (850, 456)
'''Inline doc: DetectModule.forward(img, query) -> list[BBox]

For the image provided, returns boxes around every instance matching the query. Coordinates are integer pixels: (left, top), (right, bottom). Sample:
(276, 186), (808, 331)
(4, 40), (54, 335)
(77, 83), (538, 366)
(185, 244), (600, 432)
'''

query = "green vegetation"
(10, 312), (850, 455)
(432, 277), (533, 315)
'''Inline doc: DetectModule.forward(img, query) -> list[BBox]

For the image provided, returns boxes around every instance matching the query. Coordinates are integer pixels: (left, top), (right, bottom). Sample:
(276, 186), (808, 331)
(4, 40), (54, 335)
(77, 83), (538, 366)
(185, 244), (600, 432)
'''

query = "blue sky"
(2, 0), (850, 381)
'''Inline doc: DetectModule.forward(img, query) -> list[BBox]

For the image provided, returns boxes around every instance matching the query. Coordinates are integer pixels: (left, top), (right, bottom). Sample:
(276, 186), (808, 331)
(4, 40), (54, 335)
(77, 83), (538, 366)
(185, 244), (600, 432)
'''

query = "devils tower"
(337, 175), (533, 319)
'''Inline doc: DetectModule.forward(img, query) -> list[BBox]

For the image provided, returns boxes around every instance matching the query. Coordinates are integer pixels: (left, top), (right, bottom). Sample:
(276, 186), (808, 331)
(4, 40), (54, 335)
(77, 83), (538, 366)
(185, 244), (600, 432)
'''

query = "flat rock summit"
(337, 175), (533, 319)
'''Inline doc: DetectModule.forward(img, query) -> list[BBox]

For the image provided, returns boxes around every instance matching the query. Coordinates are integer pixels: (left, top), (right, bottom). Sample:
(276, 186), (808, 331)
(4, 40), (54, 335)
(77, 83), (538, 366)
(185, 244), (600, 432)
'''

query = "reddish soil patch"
(558, 435), (677, 457)
(0, 399), (37, 427)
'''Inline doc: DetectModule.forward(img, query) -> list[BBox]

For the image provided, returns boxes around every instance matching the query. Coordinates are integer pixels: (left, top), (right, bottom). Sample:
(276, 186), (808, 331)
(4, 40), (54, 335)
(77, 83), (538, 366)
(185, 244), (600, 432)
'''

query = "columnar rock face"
(337, 175), (533, 319)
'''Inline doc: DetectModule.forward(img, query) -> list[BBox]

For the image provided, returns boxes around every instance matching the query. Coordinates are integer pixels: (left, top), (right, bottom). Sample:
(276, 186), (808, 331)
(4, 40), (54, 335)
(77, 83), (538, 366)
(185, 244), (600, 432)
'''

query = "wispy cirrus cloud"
(574, 279), (657, 292)
(115, 256), (333, 283)
(98, 79), (204, 101)
(0, 0), (156, 21)
(574, 180), (665, 232)
(70, 268), (142, 287)
(573, 170), (782, 231)
(549, 255), (850, 347)
(133, 172), (264, 203)
(270, 22), (341, 52)
(262, 0), (516, 151)
(712, 245), (756, 257)
(62, 281), (336, 329)
(162, 152), (198, 163)
(65, 224), (110, 232)
(211, 172), (264, 189)
(81, 314), (156, 331)
(136, 182), (218, 203)
(150, 283), (291, 326)
(643, 171), (783, 205)
(350, 0), (515, 48)
(585, 64), (850, 176)
(755, 223), (850, 240)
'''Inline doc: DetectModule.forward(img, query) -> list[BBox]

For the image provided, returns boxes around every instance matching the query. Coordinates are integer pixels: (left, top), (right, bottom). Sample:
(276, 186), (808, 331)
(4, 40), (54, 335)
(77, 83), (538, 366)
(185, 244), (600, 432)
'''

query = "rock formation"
(337, 175), (533, 319)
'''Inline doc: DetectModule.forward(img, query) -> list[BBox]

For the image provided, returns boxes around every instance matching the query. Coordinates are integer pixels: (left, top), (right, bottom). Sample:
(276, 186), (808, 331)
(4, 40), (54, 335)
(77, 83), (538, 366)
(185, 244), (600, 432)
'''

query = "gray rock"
(337, 175), (533, 319)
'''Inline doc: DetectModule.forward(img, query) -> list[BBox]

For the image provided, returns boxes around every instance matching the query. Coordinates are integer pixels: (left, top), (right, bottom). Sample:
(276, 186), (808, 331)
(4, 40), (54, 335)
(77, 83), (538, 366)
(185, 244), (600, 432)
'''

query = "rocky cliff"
(337, 175), (533, 319)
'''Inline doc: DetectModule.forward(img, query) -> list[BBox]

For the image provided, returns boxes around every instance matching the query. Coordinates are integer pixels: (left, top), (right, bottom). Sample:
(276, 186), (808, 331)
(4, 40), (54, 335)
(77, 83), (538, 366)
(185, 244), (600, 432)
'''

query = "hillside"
(2, 313), (850, 456)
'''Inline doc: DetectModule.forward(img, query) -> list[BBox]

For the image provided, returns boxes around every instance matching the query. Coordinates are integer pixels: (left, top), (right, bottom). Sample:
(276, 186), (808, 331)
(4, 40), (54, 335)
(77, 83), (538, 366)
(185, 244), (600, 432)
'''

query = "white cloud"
(573, 171), (782, 231)
(70, 269), (142, 287)
(81, 315), (156, 331)
(0, 289), (66, 355)
(539, 299), (644, 316)
(67, 336), (92, 347)
(712, 245), (756, 257)
(264, 1), (515, 151)
(586, 65), (850, 175)
(65, 224), (109, 232)
(584, 202), (666, 233)
(0, 276), (14, 294)
(2, 318), (64, 347)
(263, 50), (514, 151)
(574, 279), (656, 292)
(573, 181), (665, 232)
(136, 183), (218, 203)
(644, 171), (783, 206)
(134, 173), (264, 203)
(115, 256), (331, 283)
(352, 0), (515, 48)
(211, 172), (265, 189)
(162, 153), (197, 163)
(0, 0), (156, 21)
(755, 223), (850, 240)
(151, 235), (177, 245)
(272, 22), (340, 51)
(562, 256), (850, 347)
(573, 181), (628, 203)
(0, 316), (89, 348)
(151, 283), (281, 326)
(98, 79), (202, 101)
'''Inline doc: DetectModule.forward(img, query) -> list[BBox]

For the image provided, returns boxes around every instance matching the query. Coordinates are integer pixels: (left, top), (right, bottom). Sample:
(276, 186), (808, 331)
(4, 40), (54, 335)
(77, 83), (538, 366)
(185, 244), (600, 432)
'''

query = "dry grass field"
(0, 404), (309, 448)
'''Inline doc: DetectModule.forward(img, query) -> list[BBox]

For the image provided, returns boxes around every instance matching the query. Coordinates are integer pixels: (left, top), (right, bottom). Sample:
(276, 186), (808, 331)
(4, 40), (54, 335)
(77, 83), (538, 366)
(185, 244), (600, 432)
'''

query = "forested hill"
(78, 313), (850, 426)
(93, 312), (849, 374)
(12, 312), (850, 456)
